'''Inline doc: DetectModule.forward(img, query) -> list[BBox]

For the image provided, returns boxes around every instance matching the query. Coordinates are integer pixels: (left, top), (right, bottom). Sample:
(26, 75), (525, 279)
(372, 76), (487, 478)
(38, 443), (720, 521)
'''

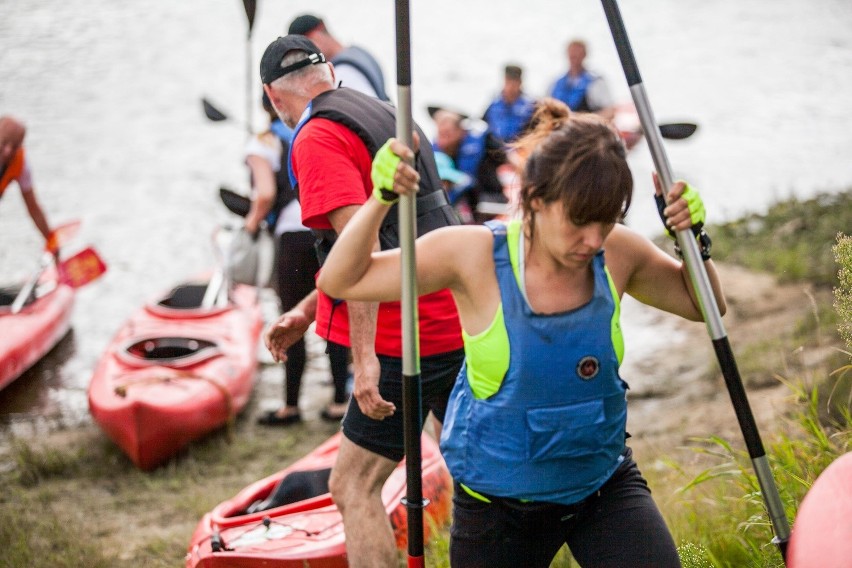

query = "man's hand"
(264, 308), (312, 363)
(351, 352), (395, 420)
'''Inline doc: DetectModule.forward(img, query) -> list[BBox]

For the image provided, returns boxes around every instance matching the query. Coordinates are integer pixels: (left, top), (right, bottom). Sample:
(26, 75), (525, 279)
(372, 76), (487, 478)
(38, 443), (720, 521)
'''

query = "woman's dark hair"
(514, 99), (633, 239)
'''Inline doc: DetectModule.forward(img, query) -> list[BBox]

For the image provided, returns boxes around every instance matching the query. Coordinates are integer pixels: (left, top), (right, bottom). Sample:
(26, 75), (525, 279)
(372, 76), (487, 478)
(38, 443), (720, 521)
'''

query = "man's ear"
(262, 84), (276, 108)
(327, 62), (336, 86)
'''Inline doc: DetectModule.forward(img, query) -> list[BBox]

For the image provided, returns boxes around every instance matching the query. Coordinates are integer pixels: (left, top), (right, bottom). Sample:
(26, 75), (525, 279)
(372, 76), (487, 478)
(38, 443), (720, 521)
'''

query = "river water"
(2, 0), (852, 432)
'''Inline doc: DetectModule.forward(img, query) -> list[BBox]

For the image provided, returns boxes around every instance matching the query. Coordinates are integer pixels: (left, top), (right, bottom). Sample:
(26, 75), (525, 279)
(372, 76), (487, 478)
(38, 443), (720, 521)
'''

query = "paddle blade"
(242, 0), (257, 32)
(58, 247), (107, 288)
(202, 98), (228, 122)
(659, 122), (698, 140)
(219, 186), (251, 217)
(46, 220), (82, 251)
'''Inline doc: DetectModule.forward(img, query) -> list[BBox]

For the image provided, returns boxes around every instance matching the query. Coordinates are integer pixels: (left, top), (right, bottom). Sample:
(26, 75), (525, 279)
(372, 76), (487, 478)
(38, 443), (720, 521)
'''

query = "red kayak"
(0, 277), (74, 391)
(185, 431), (453, 568)
(88, 280), (263, 470)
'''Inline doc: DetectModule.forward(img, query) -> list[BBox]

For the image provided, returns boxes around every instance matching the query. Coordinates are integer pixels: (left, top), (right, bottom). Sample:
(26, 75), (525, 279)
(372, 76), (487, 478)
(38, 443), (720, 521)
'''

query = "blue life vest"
(432, 129), (487, 182)
(440, 220), (628, 505)
(265, 120), (297, 229)
(332, 46), (390, 102)
(550, 71), (595, 112)
(482, 93), (536, 142)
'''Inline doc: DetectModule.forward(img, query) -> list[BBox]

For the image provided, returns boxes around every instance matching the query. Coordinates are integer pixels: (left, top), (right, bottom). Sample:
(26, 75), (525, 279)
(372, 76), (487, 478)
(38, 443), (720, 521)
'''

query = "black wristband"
(674, 229), (712, 261)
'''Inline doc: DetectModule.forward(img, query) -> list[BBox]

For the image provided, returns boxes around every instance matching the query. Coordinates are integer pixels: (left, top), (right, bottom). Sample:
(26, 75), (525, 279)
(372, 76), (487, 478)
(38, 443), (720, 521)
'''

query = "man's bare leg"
(329, 436), (399, 568)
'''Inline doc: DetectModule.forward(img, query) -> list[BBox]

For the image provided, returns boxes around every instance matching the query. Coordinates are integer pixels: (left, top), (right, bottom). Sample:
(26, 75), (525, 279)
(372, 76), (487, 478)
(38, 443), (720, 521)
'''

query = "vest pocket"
(526, 400), (606, 461)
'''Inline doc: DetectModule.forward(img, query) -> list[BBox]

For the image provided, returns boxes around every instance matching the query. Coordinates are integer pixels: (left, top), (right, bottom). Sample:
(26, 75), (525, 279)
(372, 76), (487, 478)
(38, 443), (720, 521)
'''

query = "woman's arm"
(317, 139), (480, 304)
(244, 154), (276, 235)
(609, 179), (726, 321)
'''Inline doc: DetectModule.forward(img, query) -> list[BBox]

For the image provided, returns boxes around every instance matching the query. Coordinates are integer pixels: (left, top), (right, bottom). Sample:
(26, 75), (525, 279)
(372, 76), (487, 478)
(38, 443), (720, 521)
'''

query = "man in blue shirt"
(482, 64), (536, 143)
(549, 39), (615, 120)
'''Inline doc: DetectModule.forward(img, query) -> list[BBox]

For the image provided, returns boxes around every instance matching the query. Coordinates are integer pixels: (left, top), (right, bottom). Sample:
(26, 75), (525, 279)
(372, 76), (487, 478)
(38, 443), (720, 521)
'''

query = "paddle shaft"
(10, 220), (83, 314)
(394, 1), (426, 565)
(242, 0), (255, 136)
(600, 0), (791, 559)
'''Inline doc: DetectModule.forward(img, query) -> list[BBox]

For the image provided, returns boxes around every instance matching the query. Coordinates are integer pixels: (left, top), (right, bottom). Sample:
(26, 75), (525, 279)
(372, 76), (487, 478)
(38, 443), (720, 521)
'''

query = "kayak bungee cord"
(599, 0), (792, 561)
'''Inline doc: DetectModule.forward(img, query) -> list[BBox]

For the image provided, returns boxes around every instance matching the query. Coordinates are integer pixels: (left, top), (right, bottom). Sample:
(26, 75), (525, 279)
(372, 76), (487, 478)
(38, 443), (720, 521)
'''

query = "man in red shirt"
(261, 36), (463, 567)
(0, 116), (58, 256)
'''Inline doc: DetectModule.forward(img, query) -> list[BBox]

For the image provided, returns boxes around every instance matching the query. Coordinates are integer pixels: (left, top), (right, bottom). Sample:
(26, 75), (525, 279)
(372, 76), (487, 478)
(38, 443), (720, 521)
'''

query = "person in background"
(288, 14), (390, 101)
(260, 35), (463, 567)
(434, 150), (474, 224)
(0, 115), (59, 259)
(244, 94), (351, 426)
(482, 64), (537, 143)
(430, 107), (507, 223)
(317, 99), (725, 568)
(549, 39), (615, 120)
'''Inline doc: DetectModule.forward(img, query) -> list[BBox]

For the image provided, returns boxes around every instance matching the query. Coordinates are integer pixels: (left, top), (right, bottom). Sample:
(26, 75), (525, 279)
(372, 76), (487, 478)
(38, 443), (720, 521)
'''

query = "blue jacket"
(550, 70), (596, 112)
(482, 93), (536, 142)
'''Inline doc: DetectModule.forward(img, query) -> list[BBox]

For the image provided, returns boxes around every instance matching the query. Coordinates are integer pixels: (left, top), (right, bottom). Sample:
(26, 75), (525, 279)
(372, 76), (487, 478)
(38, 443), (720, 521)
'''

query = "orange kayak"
(88, 280), (263, 470)
(0, 279), (74, 391)
(185, 431), (453, 568)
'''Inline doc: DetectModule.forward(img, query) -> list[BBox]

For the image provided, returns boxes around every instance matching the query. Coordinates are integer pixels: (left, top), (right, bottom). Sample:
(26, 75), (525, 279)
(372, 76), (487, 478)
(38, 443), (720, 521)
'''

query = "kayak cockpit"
(117, 336), (221, 368)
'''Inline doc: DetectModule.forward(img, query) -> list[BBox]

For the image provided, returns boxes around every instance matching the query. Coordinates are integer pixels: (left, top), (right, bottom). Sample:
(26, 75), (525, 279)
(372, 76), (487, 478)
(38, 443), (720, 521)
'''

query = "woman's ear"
(529, 196), (543, 212)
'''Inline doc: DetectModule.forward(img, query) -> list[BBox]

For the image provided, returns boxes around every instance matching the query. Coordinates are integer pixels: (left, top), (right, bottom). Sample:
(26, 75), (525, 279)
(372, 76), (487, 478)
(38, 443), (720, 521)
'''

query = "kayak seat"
(0, 286), (18, 307)
(158, 284), (208, 309)
(118, 336), (221, 368)
(245, 468), (332, 515)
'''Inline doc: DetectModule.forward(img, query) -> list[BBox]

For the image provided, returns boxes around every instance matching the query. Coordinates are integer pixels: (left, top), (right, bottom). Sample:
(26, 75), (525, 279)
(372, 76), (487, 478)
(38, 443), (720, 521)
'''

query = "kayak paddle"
(219, 186), (251, 217)
(659, 122), (698, 140)
(11, 246), (107, 313)
(11, 219), (85, 313)
(57, 247), (108, 289)
(600, 0), (791, 561)
(202, 98), (228, 122)
(393, 1), (427, 566)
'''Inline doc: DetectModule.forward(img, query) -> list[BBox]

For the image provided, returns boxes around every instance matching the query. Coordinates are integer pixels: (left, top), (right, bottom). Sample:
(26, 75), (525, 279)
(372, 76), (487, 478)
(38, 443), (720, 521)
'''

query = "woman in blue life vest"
(316, 99), (725, 567)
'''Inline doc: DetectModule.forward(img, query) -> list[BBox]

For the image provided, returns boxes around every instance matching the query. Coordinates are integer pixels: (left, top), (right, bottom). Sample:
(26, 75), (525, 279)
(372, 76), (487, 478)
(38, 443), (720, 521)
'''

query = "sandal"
(320, 408), (346, 422)
(257, 410), (302, 426)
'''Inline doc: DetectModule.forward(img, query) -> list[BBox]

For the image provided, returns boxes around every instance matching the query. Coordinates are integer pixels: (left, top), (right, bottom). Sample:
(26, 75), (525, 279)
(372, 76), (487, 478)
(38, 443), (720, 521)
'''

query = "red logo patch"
(576, 356), (600, 380)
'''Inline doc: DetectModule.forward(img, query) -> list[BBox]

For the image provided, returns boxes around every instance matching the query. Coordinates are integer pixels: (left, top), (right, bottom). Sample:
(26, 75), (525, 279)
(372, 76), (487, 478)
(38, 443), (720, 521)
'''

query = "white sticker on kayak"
(229, 524), (294, 548)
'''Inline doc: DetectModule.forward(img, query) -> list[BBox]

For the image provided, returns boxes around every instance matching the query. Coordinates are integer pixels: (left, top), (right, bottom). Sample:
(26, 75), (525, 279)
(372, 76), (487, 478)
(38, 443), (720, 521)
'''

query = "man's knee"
(330, 439), (395, 506)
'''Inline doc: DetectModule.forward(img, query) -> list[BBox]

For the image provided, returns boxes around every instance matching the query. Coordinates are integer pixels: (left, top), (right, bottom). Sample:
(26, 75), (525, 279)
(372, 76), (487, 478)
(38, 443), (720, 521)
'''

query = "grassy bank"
(1, 190), (851, 567)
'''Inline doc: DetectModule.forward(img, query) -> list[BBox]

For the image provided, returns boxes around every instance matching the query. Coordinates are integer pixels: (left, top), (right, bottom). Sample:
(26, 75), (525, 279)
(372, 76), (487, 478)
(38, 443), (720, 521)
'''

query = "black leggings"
(449, 448), (681, 568)
(275, 231), (349, 407)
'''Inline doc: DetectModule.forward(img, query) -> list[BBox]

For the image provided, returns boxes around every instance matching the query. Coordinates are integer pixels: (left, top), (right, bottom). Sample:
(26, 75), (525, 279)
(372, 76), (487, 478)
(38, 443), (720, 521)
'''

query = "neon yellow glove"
(655, 182), (712, 260)
(371, 140), (401, 206)
(681, 184), (706, 227)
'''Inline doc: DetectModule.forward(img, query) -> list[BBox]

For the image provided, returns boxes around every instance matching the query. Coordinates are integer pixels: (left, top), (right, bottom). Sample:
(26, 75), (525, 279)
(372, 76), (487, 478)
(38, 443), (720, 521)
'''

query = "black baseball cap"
(288, 14), (324, 35)
(260, 35), (326, 84)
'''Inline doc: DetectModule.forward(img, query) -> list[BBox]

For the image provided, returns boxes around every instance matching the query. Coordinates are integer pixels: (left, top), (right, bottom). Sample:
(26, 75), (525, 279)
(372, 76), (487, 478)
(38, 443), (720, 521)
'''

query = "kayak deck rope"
(210, 514), (331, 553)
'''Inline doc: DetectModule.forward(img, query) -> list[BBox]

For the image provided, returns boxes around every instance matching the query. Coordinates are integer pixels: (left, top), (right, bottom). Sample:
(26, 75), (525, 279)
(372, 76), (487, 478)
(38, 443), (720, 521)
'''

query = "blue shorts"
(341, 349), (464, 462)
(449, 448), (681, 567)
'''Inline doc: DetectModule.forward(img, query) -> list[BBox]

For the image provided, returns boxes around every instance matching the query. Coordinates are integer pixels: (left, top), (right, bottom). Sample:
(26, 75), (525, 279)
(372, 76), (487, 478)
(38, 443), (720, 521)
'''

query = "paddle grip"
(600, 0), (642, 86)
(395, 0), (412, 86)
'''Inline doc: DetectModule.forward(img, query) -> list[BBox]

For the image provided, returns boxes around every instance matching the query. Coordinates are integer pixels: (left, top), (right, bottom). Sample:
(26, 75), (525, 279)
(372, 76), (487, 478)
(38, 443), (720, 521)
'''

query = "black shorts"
(340, 348), (464, 462)
(449, 448), (681, 568)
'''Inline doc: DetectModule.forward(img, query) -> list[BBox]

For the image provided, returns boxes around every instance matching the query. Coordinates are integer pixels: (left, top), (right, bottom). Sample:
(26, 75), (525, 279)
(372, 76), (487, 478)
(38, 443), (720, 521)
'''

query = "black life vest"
(293, 88), (459, 263)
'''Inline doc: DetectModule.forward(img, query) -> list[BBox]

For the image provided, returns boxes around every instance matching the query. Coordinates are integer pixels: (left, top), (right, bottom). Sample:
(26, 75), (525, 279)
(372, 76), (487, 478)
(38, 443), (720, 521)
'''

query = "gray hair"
(270, 50), (333, 97)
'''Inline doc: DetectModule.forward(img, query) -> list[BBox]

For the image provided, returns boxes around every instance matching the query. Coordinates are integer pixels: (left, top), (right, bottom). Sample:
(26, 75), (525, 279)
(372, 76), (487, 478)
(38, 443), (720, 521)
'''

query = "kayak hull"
(0, 282), (74, 391)
(185, 432), (453, 568)
(88, 282), (263, 470)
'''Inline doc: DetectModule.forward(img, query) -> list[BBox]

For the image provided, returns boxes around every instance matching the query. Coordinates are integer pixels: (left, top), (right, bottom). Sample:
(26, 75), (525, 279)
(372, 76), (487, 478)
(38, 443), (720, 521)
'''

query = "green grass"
(2, 195), (851, 567)
(707, 191), (852, 287)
